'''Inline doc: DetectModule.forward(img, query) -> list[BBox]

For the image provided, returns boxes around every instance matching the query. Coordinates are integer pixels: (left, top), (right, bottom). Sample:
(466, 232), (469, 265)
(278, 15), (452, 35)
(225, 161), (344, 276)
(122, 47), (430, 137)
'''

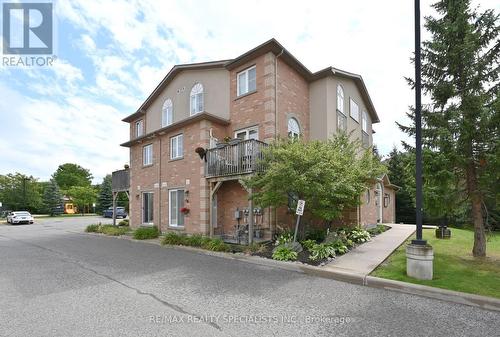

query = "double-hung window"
(362, 110), (369, 147)
(336, 85), (347, 132)
(135, 120), (144, 138)
(143, 144), (153, 166)
(350, 98), (360, 123)
(237, 65), (256, 96)
(170, 134), (183, 160)
(169, 189), (185, 227)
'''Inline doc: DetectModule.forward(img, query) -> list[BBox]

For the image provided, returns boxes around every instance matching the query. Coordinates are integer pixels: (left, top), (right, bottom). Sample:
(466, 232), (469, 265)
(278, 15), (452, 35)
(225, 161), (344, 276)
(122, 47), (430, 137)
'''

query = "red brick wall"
(129, 120), (224, 234)
(382, 187), (396, 223)
(276, 58), (310, 140)
(229, 52), (276, 141)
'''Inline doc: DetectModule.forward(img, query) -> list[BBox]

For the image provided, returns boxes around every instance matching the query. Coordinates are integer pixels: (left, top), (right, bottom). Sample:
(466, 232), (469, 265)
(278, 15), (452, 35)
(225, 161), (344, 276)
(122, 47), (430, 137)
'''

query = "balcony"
(205, 139), (268, 178)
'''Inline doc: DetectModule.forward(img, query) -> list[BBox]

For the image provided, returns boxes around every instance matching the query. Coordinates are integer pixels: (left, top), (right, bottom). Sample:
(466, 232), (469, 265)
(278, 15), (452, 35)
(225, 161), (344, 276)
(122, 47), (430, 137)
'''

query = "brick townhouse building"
(121, 39), (397, 244)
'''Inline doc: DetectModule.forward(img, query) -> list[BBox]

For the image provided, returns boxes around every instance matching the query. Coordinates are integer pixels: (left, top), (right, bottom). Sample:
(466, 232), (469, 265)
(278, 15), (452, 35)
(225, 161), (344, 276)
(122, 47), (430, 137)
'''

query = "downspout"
(158, 136), (162, 232)
(274, 48), (284, 232)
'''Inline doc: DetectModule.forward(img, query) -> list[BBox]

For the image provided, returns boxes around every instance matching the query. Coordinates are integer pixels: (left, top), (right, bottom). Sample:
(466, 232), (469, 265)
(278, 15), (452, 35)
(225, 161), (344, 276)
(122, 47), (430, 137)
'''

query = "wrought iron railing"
(205, 139), (268, 178)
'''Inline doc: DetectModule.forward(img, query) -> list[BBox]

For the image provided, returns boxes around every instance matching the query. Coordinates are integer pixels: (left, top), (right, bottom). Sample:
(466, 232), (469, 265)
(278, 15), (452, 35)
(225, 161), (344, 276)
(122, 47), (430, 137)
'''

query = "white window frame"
(190, 83), (204, 115)
(287, 117), (300, 139)
(362, 110), (368, 132)
(350, 98), (360, 123)
(142, 191), (154, 225)
(336, 85), (344, 114)
(237, 65), (256, 97)
(169, 189), (185, 227)
(234, 126), (259, 140)
(135, 119), (144, 138)
(143, 144), (153, 166)
(170, 134), (183, 160)
(162, 99), (173, 127)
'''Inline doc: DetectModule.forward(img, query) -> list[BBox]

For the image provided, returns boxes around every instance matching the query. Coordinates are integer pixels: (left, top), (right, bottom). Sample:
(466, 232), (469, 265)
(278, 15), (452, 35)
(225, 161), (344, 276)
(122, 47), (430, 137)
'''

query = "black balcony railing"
(205, 139), (268, 178)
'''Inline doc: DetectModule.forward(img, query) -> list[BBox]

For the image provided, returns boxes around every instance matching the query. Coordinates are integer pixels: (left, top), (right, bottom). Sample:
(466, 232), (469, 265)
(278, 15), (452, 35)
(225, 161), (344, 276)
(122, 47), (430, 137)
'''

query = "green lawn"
(372, 228), (500, 298)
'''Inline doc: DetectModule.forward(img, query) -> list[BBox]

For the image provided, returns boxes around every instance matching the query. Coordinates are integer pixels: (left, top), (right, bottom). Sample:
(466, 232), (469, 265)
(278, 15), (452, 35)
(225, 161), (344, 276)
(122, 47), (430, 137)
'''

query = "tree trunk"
(466, 161), (486, 257)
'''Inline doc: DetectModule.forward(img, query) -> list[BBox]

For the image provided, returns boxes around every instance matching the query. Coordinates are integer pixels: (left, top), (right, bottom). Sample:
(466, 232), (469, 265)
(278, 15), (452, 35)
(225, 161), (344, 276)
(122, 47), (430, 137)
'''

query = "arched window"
(162, 99), (173, 127)
(337, 85), (344, 114)
(190, 83), (204, 115)
(287, 117), (300, 139)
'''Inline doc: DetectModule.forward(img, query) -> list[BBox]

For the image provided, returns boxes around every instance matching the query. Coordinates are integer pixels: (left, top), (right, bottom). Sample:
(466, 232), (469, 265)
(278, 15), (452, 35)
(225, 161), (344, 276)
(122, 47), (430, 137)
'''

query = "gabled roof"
(121, 112), (229, 147)
(122, 38), (379, 123)
(122, 60), (229, 122)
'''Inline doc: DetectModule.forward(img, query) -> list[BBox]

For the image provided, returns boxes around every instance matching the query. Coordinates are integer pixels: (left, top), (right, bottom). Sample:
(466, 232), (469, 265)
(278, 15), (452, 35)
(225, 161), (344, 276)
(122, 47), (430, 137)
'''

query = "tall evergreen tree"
(399, 0), (499, 256)
(43, 179), (63, 216)
(96, 175), (113, 214)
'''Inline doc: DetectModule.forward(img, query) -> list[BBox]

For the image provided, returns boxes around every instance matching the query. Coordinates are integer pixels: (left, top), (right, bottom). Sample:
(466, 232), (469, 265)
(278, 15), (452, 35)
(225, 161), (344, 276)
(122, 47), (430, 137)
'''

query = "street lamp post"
(406, 0), (434, 280)
(412, 0), (426, 246)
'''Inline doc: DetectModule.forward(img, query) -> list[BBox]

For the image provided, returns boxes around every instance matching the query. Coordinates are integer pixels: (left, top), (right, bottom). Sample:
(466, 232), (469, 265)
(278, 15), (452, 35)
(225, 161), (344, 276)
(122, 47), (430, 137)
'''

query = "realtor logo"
(3, 2), (53, 54)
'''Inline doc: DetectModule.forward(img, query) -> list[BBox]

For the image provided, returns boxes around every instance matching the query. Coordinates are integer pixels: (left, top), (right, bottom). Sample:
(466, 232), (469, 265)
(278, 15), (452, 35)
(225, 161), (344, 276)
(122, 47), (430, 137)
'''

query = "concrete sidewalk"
(324, 224), (415, 276)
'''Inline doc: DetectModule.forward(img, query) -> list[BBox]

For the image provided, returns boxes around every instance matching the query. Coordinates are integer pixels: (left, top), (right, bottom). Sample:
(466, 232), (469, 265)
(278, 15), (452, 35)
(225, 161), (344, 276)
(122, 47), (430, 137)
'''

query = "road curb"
(85, 232), (500, 312)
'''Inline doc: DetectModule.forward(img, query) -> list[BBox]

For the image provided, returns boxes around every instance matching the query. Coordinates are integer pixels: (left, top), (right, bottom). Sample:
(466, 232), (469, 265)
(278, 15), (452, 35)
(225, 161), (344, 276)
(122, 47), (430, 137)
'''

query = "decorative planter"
(435, 227), (451, 239)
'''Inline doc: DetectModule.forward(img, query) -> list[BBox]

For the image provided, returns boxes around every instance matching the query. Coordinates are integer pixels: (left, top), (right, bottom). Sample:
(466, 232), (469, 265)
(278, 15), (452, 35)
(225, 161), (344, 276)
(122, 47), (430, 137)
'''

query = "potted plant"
(180, 207), (190, 215)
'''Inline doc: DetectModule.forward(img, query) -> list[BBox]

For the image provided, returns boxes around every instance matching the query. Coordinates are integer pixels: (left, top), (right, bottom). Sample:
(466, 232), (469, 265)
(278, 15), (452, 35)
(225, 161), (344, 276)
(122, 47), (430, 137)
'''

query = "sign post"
(293, 200), (305, 242)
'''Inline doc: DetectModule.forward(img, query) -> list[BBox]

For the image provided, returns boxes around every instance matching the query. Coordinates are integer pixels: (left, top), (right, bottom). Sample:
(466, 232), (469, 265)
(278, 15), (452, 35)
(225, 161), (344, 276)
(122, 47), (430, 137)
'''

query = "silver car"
(7, 211), (34, 224)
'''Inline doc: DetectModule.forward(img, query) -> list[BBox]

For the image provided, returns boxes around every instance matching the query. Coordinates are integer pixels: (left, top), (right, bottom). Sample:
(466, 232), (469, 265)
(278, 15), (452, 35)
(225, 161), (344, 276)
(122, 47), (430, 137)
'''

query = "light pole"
(406, 0), (433, 280)
(412, 0), (426, 246)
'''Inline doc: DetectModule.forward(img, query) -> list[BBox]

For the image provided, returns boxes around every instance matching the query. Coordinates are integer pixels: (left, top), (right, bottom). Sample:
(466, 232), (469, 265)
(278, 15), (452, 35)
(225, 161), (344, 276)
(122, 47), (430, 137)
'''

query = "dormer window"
(162, 99), (173, 127)
(190, 83), (204, 115)
(237, 65), (256, 96)
(135, 119), (144, 138)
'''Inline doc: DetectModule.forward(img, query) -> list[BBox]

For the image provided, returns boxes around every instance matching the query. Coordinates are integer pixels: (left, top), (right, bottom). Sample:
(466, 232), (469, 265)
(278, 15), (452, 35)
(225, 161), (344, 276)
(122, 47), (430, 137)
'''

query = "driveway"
(0, 216), (498, 337)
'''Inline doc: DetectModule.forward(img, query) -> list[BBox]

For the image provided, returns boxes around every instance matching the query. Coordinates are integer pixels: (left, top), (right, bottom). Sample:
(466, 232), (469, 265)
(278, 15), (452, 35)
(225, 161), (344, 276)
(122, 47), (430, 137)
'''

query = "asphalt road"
(0, 216), (499, 337)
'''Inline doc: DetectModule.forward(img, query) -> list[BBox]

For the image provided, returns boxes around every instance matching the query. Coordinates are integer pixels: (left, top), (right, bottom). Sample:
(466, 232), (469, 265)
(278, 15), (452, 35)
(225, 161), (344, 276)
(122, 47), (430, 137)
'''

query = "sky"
(0, 0), (497, 184)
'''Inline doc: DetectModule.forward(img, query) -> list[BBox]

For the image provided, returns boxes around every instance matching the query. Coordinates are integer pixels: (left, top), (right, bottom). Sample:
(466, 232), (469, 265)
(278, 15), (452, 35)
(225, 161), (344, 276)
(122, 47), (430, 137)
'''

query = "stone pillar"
(406, 244), (434, 280)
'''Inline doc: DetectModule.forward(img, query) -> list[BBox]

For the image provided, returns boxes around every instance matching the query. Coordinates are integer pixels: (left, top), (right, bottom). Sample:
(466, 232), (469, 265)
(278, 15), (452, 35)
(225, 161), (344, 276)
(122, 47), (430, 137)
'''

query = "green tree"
(52, 163), (93, 192)
(246, 134), (386, 222)
(67, 186), (97, 215)
(386, 147), (415, 224)
(96, 175), (112, 214)
(0, 173), (43, 212)
(398, 0), (499, 256)
(42, 179), (64, 216)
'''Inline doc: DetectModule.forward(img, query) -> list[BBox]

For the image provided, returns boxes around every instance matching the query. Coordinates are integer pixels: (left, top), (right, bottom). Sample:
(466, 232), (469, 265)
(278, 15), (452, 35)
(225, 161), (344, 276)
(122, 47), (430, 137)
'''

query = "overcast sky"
(0, 0), (497, 183)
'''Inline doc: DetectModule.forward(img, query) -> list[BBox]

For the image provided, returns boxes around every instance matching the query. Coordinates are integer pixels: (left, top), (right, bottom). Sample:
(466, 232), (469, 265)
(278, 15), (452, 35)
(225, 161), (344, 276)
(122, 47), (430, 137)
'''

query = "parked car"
(7, 211), (34, 224)
(102, 207), (128, 219)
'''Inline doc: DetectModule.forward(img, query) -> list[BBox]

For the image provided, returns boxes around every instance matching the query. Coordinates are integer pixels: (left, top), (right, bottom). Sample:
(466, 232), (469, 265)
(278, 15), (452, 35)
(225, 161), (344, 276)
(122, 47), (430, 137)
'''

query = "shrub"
(243, 243), (266, 254)
(133, 227), (159, 240)
(300, 239), (317, 251)
(348, 228), (371, 243)
(85, 224), (101, 233)
(275, 231), (293, 246)
(183, 234), (204, 247)
(308, 243), (335, 261)
(272, 245), (298, 261)
(305, 228), (327, 242)
(100, 225), (129, 236)
(118, 219), (129, 226)
(203, 238), (229, 252)
(368, 225), (388, 236)
(162, 232), (185, 245)
(327, 239), (349, 255)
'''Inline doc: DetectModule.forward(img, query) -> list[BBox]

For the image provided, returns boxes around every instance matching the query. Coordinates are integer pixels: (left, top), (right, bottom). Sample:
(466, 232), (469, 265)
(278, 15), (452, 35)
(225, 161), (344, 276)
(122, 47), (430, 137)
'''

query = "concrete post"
(406, 243), (434, 280)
